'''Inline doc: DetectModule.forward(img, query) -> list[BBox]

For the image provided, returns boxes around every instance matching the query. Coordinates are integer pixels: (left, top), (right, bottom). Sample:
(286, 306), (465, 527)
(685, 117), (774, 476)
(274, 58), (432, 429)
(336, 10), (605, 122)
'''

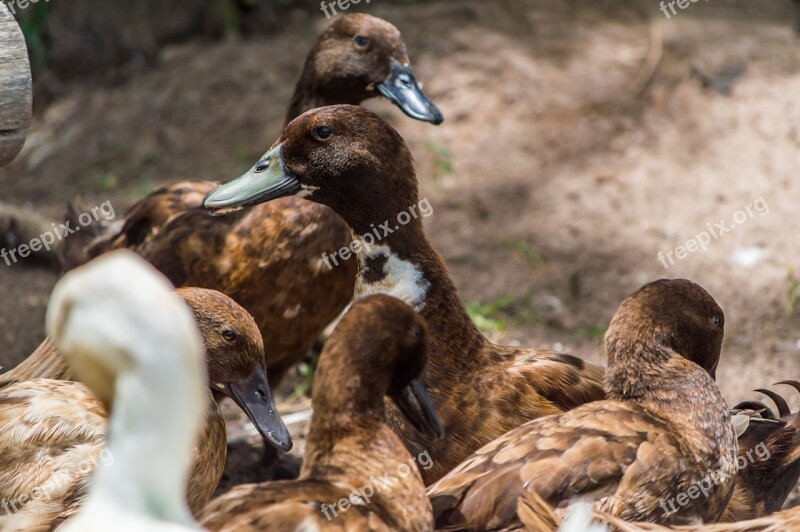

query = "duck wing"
(0, 380), (106, 532)
(429, 402), (709, 530)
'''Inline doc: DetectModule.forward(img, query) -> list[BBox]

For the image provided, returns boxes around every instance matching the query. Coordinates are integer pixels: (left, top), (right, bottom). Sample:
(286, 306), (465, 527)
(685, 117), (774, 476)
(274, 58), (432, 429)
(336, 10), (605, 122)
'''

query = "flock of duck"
(4, 12), (800, 532)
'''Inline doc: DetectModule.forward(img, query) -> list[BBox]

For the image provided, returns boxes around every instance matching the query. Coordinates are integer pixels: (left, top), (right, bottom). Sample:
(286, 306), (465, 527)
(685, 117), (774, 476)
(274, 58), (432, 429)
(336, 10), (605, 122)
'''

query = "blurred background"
(2, 0), (800, 488)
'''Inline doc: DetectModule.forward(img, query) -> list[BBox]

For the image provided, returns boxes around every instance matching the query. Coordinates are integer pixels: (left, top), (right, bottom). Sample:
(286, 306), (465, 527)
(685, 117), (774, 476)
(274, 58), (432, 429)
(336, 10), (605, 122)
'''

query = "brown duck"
(719, 383), (800, 522)
(198, 294), (444, 532)
(203, 104), (605, 484)
(60, 13), (443, 387)
(424, 278), (736, 529)
(0, 283), (290, 530)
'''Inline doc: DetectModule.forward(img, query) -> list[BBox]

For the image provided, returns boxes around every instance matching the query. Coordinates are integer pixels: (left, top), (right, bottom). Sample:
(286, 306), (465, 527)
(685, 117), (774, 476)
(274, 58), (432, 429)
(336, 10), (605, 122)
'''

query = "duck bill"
(392, 378), (445, 442)
(227, 365), (293, 452)
(377, 59), (444, 125)
(203, 144), (299, 212)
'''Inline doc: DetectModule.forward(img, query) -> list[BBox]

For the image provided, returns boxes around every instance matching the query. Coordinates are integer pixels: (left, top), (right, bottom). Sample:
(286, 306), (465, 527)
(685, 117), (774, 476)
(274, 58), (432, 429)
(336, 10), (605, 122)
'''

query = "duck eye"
(354, 35), (369, 47)
(411, 325), (423, 339)
(222, 330), (237, 342)
(711, 316), (722, 327)
(314, 126), (332, 140)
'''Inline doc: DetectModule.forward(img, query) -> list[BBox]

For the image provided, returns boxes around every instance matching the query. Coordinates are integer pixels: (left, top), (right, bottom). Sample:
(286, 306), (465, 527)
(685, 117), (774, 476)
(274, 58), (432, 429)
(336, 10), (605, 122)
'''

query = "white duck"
(47, 250), (207, 531)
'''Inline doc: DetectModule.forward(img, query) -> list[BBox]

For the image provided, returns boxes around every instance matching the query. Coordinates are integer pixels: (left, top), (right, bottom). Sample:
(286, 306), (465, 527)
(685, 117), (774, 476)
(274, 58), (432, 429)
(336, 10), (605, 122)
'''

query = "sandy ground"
(3, 0), (800, 502)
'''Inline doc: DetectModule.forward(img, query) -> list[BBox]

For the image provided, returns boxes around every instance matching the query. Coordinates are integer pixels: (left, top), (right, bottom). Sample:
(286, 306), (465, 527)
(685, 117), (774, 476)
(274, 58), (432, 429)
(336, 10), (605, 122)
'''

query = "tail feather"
(517, 490), (560, 532)
(0, 337), (71, 385)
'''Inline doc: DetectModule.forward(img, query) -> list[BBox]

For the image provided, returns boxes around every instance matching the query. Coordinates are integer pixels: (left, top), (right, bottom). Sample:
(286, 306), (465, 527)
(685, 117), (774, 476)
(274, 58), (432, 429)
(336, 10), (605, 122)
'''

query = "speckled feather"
(199, 295), (436, 532)
(68, 185), (355, 385)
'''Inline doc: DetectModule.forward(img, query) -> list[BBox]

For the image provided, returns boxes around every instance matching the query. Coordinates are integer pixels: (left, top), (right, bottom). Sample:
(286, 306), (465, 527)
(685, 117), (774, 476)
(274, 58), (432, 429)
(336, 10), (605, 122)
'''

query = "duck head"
(290, 14), (443, 125)
(605, 278), (725, 380)
(177, 287), (292, 452)
(205, 105), (418, 234)
(317, 294), (444, 441)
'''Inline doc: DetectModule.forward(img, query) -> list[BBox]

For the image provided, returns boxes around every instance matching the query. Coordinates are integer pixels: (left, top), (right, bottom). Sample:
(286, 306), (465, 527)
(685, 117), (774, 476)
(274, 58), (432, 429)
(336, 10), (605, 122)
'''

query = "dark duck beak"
(377, 59), (444, 125)
(392, 377), (445, 442)
(226, 364), (293, 452)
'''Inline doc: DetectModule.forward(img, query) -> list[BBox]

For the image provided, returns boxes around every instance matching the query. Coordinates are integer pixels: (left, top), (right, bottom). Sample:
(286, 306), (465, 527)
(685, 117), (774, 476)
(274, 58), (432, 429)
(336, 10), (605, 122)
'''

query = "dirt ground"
(3, 0), (800, 504)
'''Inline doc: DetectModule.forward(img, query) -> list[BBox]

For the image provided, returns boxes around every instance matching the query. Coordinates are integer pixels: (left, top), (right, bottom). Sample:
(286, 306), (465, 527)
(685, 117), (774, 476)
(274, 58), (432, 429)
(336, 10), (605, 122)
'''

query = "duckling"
(62, 14), (443, 389)
(0, 257), (290, 530)
(423, 278), (735, 529)
(203, 105), (605, 484)
(198, 294), (444, 532)
(719, 383), (800, 522)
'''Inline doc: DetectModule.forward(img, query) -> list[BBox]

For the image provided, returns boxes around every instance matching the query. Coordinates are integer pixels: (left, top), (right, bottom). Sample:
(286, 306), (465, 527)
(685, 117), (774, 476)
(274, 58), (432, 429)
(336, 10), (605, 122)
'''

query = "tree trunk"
(0, 2), (32, 167)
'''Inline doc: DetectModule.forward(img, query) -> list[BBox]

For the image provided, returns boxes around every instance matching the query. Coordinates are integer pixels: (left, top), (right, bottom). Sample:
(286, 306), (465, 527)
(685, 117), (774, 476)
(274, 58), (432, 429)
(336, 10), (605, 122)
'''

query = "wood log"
(0, 2), (32, 167)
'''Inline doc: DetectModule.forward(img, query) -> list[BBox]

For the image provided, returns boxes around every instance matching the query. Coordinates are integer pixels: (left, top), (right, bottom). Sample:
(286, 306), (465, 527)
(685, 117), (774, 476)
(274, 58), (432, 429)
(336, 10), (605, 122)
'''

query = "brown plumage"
(600, 506), (800, 531)
(0, 287), (289, 530)
(199, 295), (444, 532)
(425, 279), (737, 529)
(719, 383), (800, 522)
(202, 104), (605, 484)
(61, 14), (442, 387)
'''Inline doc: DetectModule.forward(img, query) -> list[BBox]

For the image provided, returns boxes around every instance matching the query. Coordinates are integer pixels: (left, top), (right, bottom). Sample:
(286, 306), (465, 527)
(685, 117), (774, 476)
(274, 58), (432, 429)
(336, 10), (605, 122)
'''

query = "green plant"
(575, 326), (607, 339)
(425, 140), (454, 182)
(13, 1), (51, 69)
(466, 294), (516, 335)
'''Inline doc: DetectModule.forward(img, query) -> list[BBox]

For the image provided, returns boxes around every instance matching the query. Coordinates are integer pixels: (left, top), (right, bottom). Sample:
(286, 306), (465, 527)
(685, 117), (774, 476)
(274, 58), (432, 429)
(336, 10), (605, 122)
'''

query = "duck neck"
(605, 340), (735, 460)
(346, 217), (487, 380)
(84, 354), (204, 525)
(285, 57), (370, 125)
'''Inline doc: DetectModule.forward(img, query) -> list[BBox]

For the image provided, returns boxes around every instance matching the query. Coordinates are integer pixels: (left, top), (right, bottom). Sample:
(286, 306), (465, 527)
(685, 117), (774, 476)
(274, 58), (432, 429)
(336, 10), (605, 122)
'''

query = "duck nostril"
(256, 385), (267, 400)
(255, 159), (271, 173)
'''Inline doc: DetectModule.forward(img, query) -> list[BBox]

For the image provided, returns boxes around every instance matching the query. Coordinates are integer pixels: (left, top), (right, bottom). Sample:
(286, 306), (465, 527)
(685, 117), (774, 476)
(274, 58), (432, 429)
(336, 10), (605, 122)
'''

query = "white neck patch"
(296, 185), (320, 199)
(353, 241), (430, 312)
